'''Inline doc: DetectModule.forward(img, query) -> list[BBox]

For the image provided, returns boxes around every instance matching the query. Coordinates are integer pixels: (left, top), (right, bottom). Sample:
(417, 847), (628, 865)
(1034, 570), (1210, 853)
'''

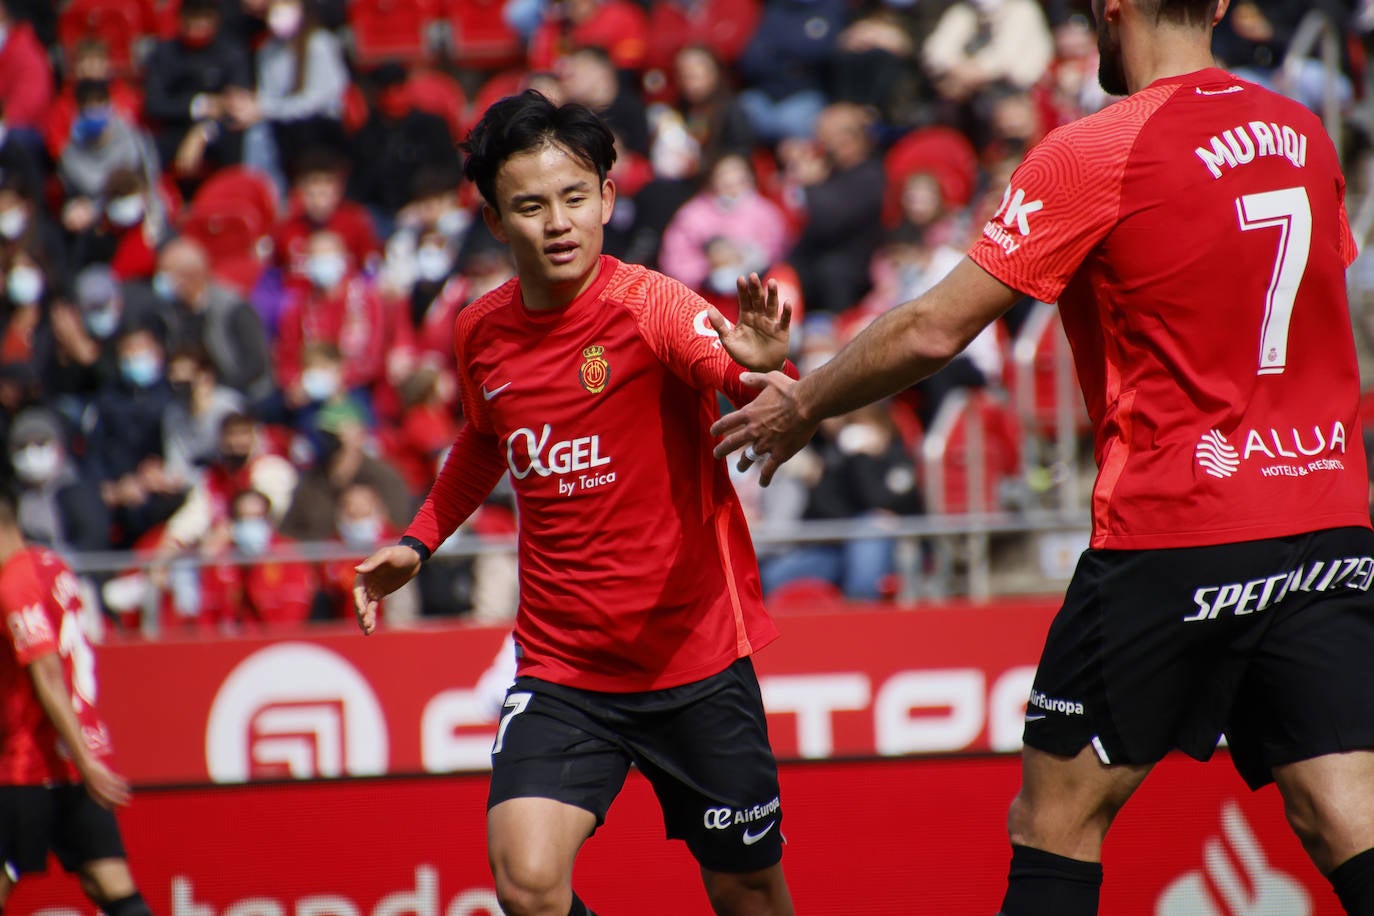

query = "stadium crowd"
(0, 0), (1363, 631)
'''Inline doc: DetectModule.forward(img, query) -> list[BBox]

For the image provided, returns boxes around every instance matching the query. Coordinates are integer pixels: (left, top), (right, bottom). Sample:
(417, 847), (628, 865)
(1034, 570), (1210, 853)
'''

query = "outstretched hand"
(710, 370), (817, 486)
(353, 545), (423, 635)
(708, 273), (792, 373)
(81, 758), (132, 810)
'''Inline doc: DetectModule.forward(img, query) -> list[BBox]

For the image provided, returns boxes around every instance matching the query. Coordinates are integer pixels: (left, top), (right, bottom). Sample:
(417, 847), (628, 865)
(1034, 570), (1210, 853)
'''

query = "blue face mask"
(85, 307), (120, 339)
(72, 108), (112, 145)
(232, 517), (273, 557)
(120, 352), (162, 388)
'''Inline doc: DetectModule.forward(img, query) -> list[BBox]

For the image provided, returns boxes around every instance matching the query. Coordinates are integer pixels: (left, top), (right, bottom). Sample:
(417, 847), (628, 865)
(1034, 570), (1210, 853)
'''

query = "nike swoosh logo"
(742, 821), (776, 846)
(1024, 713), (1047, 722)
(482, 381), (513, 401)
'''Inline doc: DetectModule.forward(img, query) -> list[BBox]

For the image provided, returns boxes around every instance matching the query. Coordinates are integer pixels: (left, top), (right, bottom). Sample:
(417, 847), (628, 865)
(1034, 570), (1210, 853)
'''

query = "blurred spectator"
(162, 347), (248, 480)
(273, 147), (381, 279)
(280, 398), (413, 541)
(316, 481), (419, 622)
(88, 324), (175, 484)
(70, 167), (172, 281)
(4, 0), (51, 47)
(348, 63), (463, 223)
(646, 0), (762, 77)
(922, 0), (1054, 103)
(388, 365), (460, 495)
(671, 46), (754, 165)
(893, 170), (965, 249)
(558, 46), (649, 155)
(199, 488), (317, 628)
(57, 79), (161, 211)
(33, 265), (126, 426)
(379, 168), (473, 300)
(6, 408), (110, 553)
(160, 412), (298, 553)
(1213, 0), (1351, 113)
(42, 38), (143, 166)
(274, 231), (401, 408)
(736, 0), (847, 143)
(660, 152), (789, 292)
(0, 359), (40, 443)
(786, 103), (885, 314)
(832, 7), (924, 123)
(229, 0), (350, 189)
(156, 236), (274, 399)
(0, 103), (42, 199)
(411, 245), (514, 373)
(0, 172), (66, 284)
(142, 0), (253, 184)
(0, 0), (52, 150)
(761, 403), (922, 599)
(0, 245), (50, 365)
(528, 0), (651, 73)
(1035, 10), (1109, 129)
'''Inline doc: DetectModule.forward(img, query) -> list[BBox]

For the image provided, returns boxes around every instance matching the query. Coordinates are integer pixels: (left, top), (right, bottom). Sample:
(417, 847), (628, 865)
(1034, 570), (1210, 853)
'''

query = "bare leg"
(488, 797), (597, 916)
(1007, 744), (1153, 860)
(700, 863), (794, 916)
(1273, 750), (1374, 874)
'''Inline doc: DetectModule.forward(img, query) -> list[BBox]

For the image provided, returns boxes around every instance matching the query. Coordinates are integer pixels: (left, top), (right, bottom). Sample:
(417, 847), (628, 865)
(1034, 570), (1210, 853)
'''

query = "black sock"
(101, 892), (153, 916)
(998, 844), (1103, 916)
(1331, 848), (1374, 916)
(569, 891), (595, 916)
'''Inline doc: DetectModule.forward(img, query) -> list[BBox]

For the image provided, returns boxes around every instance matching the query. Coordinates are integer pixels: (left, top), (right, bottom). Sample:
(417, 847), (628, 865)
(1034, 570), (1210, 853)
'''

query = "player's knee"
(1279, 780), (1374, 870)
(1006, 788), (1118, 851)
(491, 853), (571, 916)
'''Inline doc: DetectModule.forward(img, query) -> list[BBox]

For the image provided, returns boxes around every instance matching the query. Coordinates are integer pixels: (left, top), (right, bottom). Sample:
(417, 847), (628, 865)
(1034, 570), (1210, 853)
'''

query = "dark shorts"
(487, 657), (784, 873)
(1024, 526), (1374, 789)
(0, 784), (127, 877)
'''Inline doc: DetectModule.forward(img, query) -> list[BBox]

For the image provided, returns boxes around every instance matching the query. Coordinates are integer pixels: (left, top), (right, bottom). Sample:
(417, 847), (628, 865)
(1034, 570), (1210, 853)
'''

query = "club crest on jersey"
(579, 345), (609, 394)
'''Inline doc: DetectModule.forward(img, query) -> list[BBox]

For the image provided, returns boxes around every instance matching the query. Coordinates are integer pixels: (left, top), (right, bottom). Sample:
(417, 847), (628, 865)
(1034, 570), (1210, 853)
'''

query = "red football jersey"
(0, 547), (112, 786)
(406, 256), (780, 691)
(969, 68), (1369, 549)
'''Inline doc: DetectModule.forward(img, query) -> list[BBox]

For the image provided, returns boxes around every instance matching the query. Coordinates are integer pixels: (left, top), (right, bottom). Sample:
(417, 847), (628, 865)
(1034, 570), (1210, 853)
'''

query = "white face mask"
(106, 194), (145, 227)
(268, 2), (304, 38)
(706, 266), (740, 295)
(7, 265), (43, 305)
(337, 517), (381, 549)
(415, 245), (453, 283)
(0, 206), (27, 240)
(305, 252), (348, 290)
(12, 441), (61, 484)
(300, 367), (340, 402)
(85, 306), (120, 339)
(436, 208), (470, 238)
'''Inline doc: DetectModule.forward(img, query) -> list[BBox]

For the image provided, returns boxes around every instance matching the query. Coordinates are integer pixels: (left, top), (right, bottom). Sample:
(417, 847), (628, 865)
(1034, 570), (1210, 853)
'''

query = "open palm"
(709, 273), (793, 373)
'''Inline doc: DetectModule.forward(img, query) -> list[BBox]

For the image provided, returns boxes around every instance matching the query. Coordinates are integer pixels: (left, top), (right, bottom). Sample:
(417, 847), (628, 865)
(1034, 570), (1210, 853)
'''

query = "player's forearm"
(403, 424), (507, 552)
(29, 656), (96, 774)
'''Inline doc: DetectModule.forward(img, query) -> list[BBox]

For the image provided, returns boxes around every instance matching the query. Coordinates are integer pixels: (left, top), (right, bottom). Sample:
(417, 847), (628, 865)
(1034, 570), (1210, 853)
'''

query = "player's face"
(1093, 0), (1128, 96)
(484, 143), (615, 309)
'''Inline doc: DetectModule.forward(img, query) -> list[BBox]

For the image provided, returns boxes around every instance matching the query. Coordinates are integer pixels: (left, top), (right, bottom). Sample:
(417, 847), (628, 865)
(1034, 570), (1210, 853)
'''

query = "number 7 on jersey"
(1235, 186), (1312, 376)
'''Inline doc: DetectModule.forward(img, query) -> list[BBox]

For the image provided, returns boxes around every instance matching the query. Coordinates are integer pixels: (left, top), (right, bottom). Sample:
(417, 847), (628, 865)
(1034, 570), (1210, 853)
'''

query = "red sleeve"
(967, 86), (1176, 303)
(0, 558), (58, 666)
(3, 31), (54, 128)
(622, 271), (799, 407)
(403, 423), (507, 552)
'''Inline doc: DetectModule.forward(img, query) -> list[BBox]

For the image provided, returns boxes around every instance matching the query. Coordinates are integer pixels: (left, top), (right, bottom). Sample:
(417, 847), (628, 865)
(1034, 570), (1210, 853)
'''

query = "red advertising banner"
(14, 755), (1340, 916)
(96, 601), (1061, 785)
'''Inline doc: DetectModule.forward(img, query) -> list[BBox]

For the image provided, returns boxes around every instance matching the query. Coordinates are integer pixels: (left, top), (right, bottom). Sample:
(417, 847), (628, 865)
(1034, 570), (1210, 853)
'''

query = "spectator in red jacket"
(528, 0), (650, 73)
(387, 365), (459, 495)
(273, 147), (380, 280)
(199, 487), (317, 629)
(316, 481), (417, 622)
(0, 1), (53, 150)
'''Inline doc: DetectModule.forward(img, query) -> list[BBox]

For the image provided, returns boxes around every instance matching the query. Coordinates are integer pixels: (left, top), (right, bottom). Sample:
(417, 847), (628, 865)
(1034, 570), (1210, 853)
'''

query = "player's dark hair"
(461, 90), (616, 212)
(1144, 0), (1218, 26)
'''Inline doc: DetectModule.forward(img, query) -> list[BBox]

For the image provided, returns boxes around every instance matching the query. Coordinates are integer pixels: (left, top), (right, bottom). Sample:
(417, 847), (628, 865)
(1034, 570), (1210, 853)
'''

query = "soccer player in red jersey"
(713, 2), (1374, 914)
(353, 91), (796, 916)
(0, 487), (152, 916)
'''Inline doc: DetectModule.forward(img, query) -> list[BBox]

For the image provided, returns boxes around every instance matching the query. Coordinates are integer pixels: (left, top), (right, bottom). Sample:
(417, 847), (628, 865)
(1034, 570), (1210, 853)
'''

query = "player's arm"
(353, 423), (506, 634)
(27, 653), (131, 809)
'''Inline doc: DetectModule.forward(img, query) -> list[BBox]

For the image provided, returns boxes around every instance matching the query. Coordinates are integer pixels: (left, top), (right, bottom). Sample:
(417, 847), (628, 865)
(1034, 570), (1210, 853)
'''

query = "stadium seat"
(921, 389), (1022, 515)
(442, 0), (523, 70)
(346, 0), (442, 66)
(406, 69), (468, 142)
(180, 203), (269, 295)
(187, 166), (280, 231)
(59, 0), (155, 75)
(766, 577), (847, 614)
(1005, 301), (1091, 442)
(468, 69), (528, 126)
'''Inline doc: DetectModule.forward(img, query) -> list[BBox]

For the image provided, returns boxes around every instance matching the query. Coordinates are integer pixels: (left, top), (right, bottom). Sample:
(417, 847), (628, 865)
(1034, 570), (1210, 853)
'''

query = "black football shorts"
(0, 783), (127, 877)
(487, 656), (784, 873)
(1024, 526), (1374, 788)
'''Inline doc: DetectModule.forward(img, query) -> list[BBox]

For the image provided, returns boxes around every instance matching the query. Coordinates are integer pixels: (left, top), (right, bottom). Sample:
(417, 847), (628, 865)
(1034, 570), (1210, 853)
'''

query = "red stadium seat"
(59, 0), (155, 75)
(406, 69), (468, 142)
(921, 390), (1022, 515)
(1005, 302), (1091, 442)
(180, 203), (269, 295)
(443, 0), (523, 69)
(188, 166), (280, 230)
(468, 69), (528, 126)
(347, 0), (442, 66)
(766, 577), (847, 614)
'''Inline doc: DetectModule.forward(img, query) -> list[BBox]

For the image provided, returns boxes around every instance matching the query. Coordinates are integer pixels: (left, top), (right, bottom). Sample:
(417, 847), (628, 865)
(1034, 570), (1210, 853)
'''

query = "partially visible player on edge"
(353, 90), (796, 916)
(712, 1), (1374, 914)
(0, 485), (152, 915)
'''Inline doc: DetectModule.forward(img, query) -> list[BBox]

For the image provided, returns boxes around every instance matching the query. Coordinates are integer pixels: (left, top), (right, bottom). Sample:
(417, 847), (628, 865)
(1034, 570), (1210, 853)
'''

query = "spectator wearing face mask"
(33, 265), (127, 426)
(315, 481), (419, 622)
(272, 147), (381, 281)
(6, 408), (109, 553)
(154, 235), (273, 399)
(42, 38), (143, 167)
(410, 245), (513, 378)
(87, 324), (175, 486)
(378, 169), (474, 302)
(0, 247), (50, 366)
(386, 365), (461, 496)
(348, 63), (462, 227)
(198, 488), (317, 630)
(0, 173), (67, 293)
(274, 230), (409, 414)
(69, 167), (172, 282)
(0, 0), (53, 151)
(57, 80), (161, 222)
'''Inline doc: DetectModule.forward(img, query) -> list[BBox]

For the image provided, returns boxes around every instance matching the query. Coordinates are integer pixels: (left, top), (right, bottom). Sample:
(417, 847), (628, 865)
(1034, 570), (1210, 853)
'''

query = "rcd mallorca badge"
(579, 345), (609, 394)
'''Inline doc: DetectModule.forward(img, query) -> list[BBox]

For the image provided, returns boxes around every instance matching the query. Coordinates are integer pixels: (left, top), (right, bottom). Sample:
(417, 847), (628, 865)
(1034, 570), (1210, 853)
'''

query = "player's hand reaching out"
(353, 545), (423, 635)
(708, 273), (792, 373)
(81, 758), (132, 810)
(711, 370), (817, 486)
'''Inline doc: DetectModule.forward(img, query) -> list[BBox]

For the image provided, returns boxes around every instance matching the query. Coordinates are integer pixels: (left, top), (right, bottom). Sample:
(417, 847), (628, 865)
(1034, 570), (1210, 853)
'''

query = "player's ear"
(600, 178), (616, 228)
(1211, 0), (1230, 26)
(482, 204), (507, 244)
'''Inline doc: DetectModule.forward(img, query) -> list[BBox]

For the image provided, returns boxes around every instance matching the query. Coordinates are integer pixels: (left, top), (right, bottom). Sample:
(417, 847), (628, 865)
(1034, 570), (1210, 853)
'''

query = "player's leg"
(486, 680), (632, 916)
(51, 786), (151, 916)
(0, 786), (59, 913)
(630, 658), (793, 916)
(1272, 751), (1374, 915)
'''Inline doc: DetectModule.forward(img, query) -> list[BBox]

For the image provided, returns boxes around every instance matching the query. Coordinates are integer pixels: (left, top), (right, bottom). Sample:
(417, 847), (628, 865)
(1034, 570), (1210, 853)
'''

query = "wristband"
(398, 535), (432, 564)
